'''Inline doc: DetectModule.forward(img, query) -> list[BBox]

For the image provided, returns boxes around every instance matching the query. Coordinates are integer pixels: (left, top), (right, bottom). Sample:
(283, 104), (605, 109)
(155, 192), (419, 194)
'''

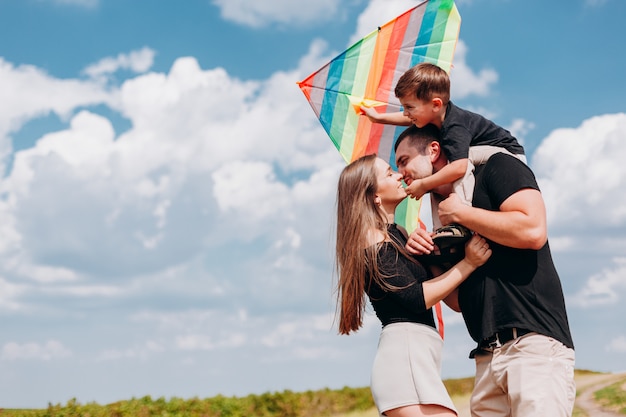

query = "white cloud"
(273, 228), (302, 250)
(0, 277), (26, 310)
(449, 41), (498, 99)
(534, 113), (626, 230)
(12, 110), (115, 174)
(176, 333), (247, 351)
(0, 58), (110, 173)
(0, 54), (335, 285)
(13, 263), (79, 283)
(0, 60), (109, 128)
(211, 0), (340, 28)
(130, 309), (339, 359)
(47, 0), (98, 8)
(1, 340), (72, 361)
(607, 335), (626, 353)
(349, 0), (418, 45)
(585, 0), (610, 7)
(261, 314), (333, 348)
(96, 340), (165, 361)
(568, 258), (626, 308)
(212, 161), (290, 215)
(505, 118), (535, 147)
(44, 284), (123, 297)
(83, 47), (156, 80)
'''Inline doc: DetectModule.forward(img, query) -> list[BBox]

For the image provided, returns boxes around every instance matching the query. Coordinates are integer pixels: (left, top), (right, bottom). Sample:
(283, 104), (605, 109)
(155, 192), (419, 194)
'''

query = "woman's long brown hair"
(335, 155), (388, 335)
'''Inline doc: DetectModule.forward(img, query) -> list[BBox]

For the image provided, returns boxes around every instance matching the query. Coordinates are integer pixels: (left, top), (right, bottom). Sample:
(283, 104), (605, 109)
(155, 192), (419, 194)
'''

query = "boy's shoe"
(432, 224), (472, 250)
(417, 224), (472, 269)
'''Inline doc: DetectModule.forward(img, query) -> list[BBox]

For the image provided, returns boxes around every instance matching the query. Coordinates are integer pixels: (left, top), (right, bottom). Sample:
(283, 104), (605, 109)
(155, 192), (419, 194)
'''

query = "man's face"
(395, 140), (433, 185)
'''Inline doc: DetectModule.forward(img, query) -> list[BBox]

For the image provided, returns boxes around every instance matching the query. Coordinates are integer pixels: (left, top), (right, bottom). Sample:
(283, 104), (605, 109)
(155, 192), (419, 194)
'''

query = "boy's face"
(399, 94), (438, 128)
(395, 140), (433, 186)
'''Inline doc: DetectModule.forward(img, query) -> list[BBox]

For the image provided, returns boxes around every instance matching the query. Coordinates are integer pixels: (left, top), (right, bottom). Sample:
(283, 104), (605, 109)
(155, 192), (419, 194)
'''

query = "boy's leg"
(451, 158), (475, 206)
(453, 146), (519, 207)
(470, 145), (527, 165)
(468, 145), (514, 165)
(430, 193), (444, 230)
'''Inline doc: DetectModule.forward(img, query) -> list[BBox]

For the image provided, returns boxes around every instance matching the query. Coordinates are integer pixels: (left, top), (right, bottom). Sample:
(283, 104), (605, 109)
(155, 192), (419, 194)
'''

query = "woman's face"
(374, 157), (406, 206)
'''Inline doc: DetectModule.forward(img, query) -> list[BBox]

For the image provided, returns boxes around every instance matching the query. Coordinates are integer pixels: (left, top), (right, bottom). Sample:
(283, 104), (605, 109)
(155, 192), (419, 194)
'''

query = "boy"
(362, 63), (526, 229)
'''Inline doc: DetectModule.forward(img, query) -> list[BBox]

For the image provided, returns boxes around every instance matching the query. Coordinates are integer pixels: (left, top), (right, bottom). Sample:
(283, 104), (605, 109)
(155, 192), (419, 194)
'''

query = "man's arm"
(438, 189), (547, 250)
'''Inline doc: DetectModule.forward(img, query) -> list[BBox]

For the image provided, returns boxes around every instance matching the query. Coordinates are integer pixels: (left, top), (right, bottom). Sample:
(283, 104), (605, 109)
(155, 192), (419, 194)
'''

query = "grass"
(594, 376), (626, 414)
(0, 370), (621, 417)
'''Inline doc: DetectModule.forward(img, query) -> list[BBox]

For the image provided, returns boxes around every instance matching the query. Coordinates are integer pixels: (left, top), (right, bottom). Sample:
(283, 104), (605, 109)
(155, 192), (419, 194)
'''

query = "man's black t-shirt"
(458, 153), (574, 350)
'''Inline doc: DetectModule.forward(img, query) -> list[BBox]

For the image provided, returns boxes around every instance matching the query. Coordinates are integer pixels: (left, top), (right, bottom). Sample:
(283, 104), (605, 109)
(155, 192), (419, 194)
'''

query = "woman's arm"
(384, 236), (490, 312)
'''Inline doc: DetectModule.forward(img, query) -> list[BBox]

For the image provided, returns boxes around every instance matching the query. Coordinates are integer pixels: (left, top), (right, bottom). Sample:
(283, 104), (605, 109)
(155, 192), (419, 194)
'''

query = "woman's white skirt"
(371, 322), (457, 415)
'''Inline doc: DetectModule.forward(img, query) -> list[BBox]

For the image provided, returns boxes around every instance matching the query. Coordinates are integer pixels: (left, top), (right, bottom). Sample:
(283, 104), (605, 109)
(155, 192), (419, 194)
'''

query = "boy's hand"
(405, 227), (435, 256)
(360, 105), (382, 122)
(405, 179), (428, 200)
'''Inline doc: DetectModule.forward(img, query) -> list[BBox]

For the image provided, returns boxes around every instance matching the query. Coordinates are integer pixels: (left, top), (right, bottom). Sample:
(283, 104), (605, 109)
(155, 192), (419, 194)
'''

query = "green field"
(1, 370), (623, 417)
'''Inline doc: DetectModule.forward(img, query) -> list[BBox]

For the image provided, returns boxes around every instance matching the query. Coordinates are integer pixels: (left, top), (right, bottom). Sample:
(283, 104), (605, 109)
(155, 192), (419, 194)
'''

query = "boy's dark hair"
(394, 124), (441, 153)
(394, 62), (450, 104)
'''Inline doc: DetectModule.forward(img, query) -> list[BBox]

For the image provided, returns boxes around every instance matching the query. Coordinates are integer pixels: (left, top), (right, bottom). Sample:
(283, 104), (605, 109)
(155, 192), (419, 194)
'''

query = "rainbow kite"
(297, 0), (461, 233)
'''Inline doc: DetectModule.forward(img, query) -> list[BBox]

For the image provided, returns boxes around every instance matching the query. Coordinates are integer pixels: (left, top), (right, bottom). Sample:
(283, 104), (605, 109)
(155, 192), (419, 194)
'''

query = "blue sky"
(0, 0), (625, 409)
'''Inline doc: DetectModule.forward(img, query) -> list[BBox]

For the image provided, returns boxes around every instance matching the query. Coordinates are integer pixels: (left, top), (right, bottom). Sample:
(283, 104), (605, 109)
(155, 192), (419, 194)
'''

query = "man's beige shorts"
(470, 333), (575, 417)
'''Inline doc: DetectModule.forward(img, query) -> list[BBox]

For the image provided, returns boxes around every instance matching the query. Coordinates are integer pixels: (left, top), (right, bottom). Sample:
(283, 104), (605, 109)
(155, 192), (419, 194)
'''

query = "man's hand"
(437, 192), (466, 225)
(405, 227), (435, 255)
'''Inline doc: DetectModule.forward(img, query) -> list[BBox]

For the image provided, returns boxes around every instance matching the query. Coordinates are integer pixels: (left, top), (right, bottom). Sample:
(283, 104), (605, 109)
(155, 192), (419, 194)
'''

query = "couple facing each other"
(334, 124), (575, 417)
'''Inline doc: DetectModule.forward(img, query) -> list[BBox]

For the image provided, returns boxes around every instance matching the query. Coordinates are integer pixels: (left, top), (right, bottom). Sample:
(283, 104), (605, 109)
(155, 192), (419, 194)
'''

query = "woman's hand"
(463, 235), (491, 268)
(405, 227), (435, 255)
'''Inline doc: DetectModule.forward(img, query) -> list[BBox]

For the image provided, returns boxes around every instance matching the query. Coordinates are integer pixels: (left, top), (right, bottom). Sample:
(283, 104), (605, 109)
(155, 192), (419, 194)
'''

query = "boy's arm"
(360, 107), (412, 126)
(406, 158), (467, 199)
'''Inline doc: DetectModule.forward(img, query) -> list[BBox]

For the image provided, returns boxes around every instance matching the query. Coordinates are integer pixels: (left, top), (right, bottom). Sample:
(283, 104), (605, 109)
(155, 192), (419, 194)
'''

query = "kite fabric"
(297, 0), (461, 233)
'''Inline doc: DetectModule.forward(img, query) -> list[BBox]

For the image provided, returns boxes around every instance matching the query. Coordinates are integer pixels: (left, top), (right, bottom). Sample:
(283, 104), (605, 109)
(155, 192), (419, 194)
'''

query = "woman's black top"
(365, 224), (436, 328)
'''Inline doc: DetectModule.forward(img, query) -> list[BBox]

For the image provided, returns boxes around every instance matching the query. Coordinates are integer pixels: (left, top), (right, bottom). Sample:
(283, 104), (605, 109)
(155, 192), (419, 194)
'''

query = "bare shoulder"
(365, 228), (386, 247)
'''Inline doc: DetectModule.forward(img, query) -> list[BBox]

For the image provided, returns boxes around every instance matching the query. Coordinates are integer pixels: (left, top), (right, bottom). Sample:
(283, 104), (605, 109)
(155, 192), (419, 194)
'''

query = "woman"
(335, 154), (491, 417)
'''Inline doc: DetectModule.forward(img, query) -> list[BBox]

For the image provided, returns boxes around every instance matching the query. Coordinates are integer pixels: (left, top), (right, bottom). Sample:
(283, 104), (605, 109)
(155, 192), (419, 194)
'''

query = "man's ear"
(428, 140), (442, 163)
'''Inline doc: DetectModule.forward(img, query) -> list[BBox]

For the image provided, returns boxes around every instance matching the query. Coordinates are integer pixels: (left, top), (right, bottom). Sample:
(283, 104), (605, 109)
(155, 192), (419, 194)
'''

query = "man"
(394, 124), (575, 417)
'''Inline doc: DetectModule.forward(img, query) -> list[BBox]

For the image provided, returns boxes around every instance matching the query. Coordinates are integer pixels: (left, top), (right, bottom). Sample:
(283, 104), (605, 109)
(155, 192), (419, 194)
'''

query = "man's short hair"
(394, 124), (441, 154)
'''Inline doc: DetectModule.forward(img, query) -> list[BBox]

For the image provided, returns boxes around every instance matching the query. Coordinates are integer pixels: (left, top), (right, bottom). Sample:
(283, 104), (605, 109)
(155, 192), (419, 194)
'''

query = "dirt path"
(575, 372), (626, 417)
(337, 372), (626, 417)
